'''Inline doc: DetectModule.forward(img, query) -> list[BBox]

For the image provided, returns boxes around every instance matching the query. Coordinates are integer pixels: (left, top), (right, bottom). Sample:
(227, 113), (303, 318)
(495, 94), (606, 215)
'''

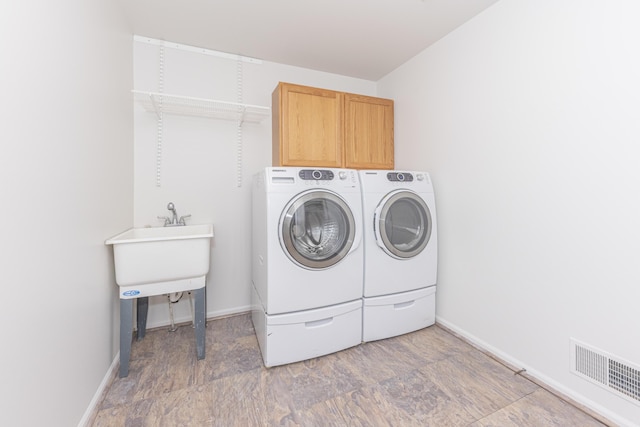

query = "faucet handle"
(178, 214), (191, 225)
(157, 216), (171, 226)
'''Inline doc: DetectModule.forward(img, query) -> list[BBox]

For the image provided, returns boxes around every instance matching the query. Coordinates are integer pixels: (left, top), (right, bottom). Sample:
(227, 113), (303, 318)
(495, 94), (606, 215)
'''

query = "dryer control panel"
(299, 169), (334, 181)
(387, 172), (414, 182)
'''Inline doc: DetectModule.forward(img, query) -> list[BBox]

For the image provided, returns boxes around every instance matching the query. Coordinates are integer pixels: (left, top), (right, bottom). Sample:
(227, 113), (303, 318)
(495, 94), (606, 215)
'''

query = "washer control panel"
(299, 169), (335, 180)
(387, 172), (414, 182)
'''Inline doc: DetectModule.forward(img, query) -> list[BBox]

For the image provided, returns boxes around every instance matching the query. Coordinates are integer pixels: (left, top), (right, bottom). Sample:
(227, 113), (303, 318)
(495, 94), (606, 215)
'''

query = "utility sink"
(106, 223), (214, 377)
(105, 224), (214, 297)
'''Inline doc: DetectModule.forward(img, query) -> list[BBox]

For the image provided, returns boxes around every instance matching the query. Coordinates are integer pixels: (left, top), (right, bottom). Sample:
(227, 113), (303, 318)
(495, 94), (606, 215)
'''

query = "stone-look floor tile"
(469, 388), (607, 427)
(194, 333), (263, 383)
(207, 313), (255, 344)
(91, 398), (155, 427)
(98, 373), (139, 409)
(332, 338), (427, 386)
(375, 369), (478, 426)
(419, 350), (539, 420)
(208, 367), (292, 426)
(281, 398), (350, 426)
(455, 349), (539, 398)
(309, 380), (475, 426)
(323, 387), (407, 427)
(396, 324), (475, 363)
(267, 352), (365, 410)
(94, 383), (215, 427)
(142, 383), (214, 427)
(130, 327), (198, 402)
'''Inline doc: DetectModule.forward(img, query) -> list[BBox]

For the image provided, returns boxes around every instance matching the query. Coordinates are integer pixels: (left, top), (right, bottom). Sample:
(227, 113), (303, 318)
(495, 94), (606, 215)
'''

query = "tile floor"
(89, 313), (611, 426)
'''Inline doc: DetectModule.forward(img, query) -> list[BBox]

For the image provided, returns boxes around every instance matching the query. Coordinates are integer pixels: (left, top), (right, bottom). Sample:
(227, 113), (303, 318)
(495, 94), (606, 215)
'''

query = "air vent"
(571, 339), (640, 405)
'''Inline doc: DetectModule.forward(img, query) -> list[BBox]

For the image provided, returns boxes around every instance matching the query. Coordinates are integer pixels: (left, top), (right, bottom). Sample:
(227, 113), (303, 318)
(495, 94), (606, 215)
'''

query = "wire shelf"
(132, 90), (270, 123)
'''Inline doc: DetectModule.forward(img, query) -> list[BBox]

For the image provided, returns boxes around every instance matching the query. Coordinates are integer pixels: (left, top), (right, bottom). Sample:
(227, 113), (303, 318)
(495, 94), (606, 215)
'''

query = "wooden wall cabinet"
(343, 93), (394, 169)
(272, 82), (394, 169)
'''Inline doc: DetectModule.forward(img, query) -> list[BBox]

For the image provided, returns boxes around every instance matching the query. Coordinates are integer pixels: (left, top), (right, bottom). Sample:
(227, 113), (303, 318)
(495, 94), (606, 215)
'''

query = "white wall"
(132, 40), (376, 327)
(0, 2), (133, 426)
(378, 0), (640, 424)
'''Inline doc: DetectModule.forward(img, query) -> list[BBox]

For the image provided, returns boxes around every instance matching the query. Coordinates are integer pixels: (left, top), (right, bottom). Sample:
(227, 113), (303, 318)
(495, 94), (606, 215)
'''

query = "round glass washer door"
(375, 190), (432, 259)
(280, 190), (356, 270)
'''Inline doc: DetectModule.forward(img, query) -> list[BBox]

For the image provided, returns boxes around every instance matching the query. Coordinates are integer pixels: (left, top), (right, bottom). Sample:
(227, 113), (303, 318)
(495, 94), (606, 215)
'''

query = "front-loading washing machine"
(251, 167), (363, 366)
(359, 170), (438, 342)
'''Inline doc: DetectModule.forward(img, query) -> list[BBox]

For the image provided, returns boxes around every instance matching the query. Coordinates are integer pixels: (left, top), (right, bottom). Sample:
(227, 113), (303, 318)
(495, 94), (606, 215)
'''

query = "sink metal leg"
(136, 297), (149, 340)
(120, 285), (205, 377)
(119, 298), (134, 378)
(193, 287), (206, 360)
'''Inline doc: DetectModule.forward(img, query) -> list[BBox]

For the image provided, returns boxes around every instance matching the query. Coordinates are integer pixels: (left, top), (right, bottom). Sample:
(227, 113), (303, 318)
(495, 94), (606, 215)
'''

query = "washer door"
(280, 190), (356, 269)
(374, 190), (432, 259)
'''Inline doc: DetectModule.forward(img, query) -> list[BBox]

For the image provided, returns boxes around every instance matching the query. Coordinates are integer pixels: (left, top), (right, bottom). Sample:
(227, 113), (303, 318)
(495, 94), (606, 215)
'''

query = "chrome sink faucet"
(158, 202), (191, 226)
(167, 202), (178, 224)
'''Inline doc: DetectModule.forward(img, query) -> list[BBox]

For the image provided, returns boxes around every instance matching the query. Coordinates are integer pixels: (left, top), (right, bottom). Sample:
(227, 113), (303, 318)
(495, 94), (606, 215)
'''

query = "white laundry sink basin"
(105, 224), (214, 289)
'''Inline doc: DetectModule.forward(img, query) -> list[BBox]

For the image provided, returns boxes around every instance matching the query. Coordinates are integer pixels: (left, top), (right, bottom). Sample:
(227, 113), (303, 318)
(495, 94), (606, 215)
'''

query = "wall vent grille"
(571, 339), (640, 406)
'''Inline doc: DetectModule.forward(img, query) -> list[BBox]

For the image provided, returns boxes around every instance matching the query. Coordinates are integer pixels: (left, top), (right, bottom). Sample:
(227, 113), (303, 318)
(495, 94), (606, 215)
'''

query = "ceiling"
(122, 0), (500, 81)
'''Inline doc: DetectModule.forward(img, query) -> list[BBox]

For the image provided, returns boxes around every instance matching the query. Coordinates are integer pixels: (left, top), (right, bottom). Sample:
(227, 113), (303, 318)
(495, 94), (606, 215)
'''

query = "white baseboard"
(77, 352), (119, 427)
(435, 316), (637, 427)
(145, 304), (252, 330)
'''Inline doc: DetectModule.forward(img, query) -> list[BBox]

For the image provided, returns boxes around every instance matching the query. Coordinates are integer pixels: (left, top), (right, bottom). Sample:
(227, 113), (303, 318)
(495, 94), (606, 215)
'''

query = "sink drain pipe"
(167, 292), (196, 331)
(167, 292), (183, 332)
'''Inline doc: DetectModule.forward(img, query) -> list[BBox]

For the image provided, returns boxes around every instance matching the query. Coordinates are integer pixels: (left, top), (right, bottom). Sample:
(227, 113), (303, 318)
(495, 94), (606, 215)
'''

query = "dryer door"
(280, 190), (356, 270)
(374, 190), (432, 259)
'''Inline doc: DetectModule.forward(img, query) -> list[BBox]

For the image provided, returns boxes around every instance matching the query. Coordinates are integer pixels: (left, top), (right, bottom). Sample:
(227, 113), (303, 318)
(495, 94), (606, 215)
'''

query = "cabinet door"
(343, 94), (394, 170)
(273, 83), (343, 167)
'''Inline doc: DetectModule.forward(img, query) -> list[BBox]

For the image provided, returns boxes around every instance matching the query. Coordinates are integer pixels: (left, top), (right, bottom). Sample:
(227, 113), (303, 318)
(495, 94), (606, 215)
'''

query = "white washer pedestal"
(119, 276), (206, 378)
(362, 286), (436, 342)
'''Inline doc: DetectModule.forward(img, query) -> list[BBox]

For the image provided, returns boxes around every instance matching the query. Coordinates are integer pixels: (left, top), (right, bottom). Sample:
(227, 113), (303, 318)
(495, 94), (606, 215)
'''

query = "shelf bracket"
(236, 57), (243, 188)
(148, 93), (162, 121)
(156, 45), (165, 188)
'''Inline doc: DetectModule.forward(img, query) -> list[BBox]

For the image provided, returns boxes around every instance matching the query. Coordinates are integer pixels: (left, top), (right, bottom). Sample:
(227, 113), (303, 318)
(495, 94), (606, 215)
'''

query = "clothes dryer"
(251, 167), (363, 366)
(359, 170), (437, 341)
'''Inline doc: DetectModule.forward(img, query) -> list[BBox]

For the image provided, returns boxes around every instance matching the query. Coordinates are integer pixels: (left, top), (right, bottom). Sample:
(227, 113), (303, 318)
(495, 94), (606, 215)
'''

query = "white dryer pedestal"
(362, 286), (436, 342)
(251, 285), (362, 367)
